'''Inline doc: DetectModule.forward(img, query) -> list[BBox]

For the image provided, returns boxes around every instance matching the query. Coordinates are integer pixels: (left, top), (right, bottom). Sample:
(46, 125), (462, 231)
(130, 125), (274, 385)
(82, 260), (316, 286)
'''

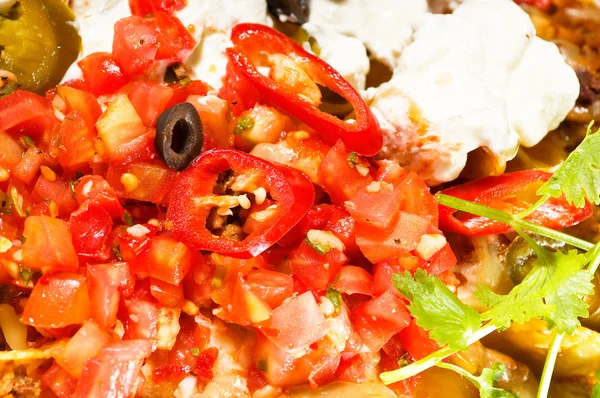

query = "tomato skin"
(31, 174), (78, 218)
(319, 140), (373, 204)
(21, 272), (90, 328)
(106, 161), (177, 205)
(56, 320), (111, 378)
(13, 147), (44, 184)
(74, 175), (124, 218)
(0, 131), (24, 171)
(399, 319), (440, 361)
(290, 240), (347, 291)
(87, 262), (124, 330)
(168, 315), (210, 369)
(0, 90), (57, 136)
(57, 110), (97, 169)
(122, 81), (174, 127)
(122, 299), (158, 348)
(332, 265), (374, 296)
(21, 215), (79, 274)
(395, 172), (439, 226)
(150, 278), (183, 307)
(345, 185), (403, 231)
(247, 268), (294, 309)
(218, 62), (261, 117)
(75, 340), (153, 398)
(42, 362), (78, 398)
(515, 0), (551, 11)
(69, 201), (113, 261)
(130, 235), (193, 285)
(351, 291), (411, 352)
(425, 242), (457, 276)
(78, 52), (128, 96)
(326, 206), (361, 259)
(166, 80), (211, 108)
(129, 0), (186, 15)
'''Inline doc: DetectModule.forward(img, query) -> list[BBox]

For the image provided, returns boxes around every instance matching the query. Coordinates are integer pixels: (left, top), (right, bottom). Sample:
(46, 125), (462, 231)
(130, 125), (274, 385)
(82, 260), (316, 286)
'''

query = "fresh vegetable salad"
(1, 0), (600, 397)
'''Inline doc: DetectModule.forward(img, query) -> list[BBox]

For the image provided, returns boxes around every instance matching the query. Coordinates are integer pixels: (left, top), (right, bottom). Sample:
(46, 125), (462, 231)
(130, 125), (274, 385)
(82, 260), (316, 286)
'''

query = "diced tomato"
(130, 235), (192, 285)
(345, 185), (403, 231)
(351, 291), (411, 352)
(253, 333), (312, 387)
(57, 85), (102, 127)
(78, 52), (129, 96)
(96, 95), (155, 164)
(122, 81), (174, 127)
(308, 354), (341, 390)
(57, 110), (97, 169)
(336, 353), (373, 384)
(31, 174), (78, 218)
(152, 12), (195, 60)
(187, 94), (234, 150)
(87, 262), (124, 330)
(75, 340), (152, 398)
(166, 80), (211, 107)
(515, 0), (552, 12)
(42, 362), (78, 398)
(399, 320), (440, 361)
(247, 269), (294, 309)
(56, 320), (111, 378)
(319, 141), (373, 204)
(69, 201), (113, 261)
(0, 90), (57, 136)
(150, 277), (183, 307)
(13, 147), (44, 184)
(105, 161), (177, 204)
(290, 240), (347, 291)
(396, 172), (439, 226)
(261, 292), (327, 352)
(122, 299), (158, 347)
(21, 272), (90, 328)
(21, 215), (79, 274)
(356, 212), (432, 264)
(168, 315), (211, 369)
(277, 204), (334, 248)
(0, 131), (24, 171)
(325, 206), (361, 259)
(218, 62), (261, 117)
(183, 256), (214, 308)
(374, 259), (409, 297)
(332, 266), (373, 296)
(129, 0), (187, 15)
(74, 175), (124, 218)
(426, 243), (457, 276)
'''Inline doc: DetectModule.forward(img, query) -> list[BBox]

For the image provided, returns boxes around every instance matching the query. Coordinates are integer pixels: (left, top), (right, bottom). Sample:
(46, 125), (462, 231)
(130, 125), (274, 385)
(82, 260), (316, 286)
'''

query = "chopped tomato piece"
(396, 172), (439, 225)
(42, 362), (78, 398)
(106, 161), (177, 204)
(122, 81), (174, 127)
(57, 110), (97, 169)
(69, 201), (113, 261)
(74, 175), (124, 218)
(87, 262), (124, 330)
(130, 235), (193, 285)
(0, 131), (24, 171)
(75, 340), (152, 398)
(56, 85), (102, 128)
(0, 90), (56, 136)
(150, 278), (184, 307)
(78, 52), (128, 96)
(21, 215), (79, 274)
(166, 80), (211, 108)
(218, 62), (261, 117)
(13, 146), (44, 184)
(56, 320), (111, 378)
(290, 240), (347, 291)
(351, 291), (411, 352)
(399, 319), (440, 361)
(129, 0), (187, 15)
(31, 174), (78, 218)
(247, 268), (294, 309)
(21, 272), (90, 328)
(260, 292), (327, 352)
(122, 299), (158, 347)
(332, 265), (374, 296)
(345, 185), (403, 231)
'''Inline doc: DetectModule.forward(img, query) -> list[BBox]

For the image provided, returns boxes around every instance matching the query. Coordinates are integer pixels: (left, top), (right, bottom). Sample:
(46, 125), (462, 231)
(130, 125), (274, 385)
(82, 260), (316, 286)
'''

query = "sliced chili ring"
(226, 23), (382, 157)
(167, 148), (315, 258)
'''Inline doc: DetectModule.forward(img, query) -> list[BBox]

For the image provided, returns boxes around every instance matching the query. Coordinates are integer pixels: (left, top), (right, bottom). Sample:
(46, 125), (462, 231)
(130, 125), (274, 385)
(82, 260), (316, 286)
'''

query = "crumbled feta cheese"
(416, 234), (447, 260)
(306, 229), (346, 252)
(302, 23), (370, 90)
(126, 224), (151, 238)
(367, 0), (578, 185)
(156, 307), (181, 351)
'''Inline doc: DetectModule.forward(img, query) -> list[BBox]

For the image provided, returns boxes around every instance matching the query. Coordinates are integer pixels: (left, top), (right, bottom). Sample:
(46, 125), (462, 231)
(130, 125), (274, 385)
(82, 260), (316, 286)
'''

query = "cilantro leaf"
(437, 362), (517, 398)
(476, 249), (593, 334)
(537, 122), (600, 207)
(393, 269), (481, 351)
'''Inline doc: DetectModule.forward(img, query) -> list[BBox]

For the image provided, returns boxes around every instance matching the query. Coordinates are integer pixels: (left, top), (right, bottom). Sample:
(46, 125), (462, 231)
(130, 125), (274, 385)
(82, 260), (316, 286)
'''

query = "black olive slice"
(267, 0), (309, 24)
(155, 102), (203, 171)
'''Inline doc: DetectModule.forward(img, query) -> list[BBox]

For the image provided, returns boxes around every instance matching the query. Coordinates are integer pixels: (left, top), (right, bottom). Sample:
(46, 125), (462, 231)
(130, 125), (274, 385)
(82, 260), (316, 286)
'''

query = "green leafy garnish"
(393, 269), (481, 351)
(22, 135), (35, 146)
(304, 237), (331, 255)
(437, 362), (517, 398)
(476, 248), (593, 334)
(19, 267), (33, 283)
(537, 121), (600, 207)
(123, 212), (134, 227)
(234, 115), (254, 134)
(112, 246), (122, 261)
(326, 285), (343, 314)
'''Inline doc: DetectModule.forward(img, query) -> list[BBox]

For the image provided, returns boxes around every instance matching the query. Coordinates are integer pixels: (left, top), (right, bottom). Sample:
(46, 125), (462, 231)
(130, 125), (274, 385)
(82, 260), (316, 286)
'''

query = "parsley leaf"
(537, 122), (600, 207)
(348, 152), (358, 168)
(476, 249), (593, 334)
(437, 362), (517, 398)
(326, 285), (342, 314)
(393, 269), (481, 351)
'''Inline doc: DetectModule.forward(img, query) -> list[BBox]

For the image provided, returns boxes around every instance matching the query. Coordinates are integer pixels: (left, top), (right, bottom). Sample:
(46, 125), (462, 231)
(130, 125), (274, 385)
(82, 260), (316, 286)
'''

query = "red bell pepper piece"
(438, 170), (593, 236)
(167, 148), (315, 258)
(226, 23), (382, 156)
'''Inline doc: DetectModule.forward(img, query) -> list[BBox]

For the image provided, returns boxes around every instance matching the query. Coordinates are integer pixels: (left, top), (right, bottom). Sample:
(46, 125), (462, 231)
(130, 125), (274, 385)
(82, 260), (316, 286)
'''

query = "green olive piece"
(0, 0), (82, 93)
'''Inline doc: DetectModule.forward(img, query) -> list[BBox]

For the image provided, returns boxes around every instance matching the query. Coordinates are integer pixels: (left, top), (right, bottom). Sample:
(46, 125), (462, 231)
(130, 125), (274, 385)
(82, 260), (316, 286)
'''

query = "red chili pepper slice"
(438, 170), (593, 236)
(226, 23), (382, 157)
(167, 148), (315, 258)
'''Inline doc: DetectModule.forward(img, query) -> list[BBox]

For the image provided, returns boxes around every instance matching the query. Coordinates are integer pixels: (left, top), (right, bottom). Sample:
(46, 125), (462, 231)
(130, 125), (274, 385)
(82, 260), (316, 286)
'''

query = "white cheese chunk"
(367, 0), (579, 185)
(302, 22), (370, 90)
